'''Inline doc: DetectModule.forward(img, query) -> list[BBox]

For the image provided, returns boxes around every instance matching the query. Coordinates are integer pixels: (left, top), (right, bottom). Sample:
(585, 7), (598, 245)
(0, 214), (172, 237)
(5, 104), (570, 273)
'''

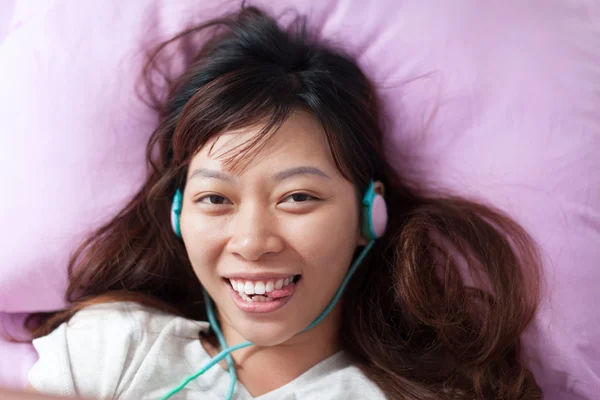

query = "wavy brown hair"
(26, 6), (541, 399)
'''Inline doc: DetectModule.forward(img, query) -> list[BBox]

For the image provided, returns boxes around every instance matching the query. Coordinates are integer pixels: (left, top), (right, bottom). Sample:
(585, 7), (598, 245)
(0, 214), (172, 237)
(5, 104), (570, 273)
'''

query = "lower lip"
(227, 282), (297, 313)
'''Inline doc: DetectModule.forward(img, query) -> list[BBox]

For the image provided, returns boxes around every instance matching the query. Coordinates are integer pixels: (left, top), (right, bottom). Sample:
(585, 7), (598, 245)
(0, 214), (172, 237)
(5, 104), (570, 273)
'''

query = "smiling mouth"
(227, 275), (302, 303)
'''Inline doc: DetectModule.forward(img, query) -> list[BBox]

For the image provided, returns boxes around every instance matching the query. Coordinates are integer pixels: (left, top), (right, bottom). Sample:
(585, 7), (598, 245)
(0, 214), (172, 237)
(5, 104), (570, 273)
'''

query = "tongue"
(267, 282), (296, 299)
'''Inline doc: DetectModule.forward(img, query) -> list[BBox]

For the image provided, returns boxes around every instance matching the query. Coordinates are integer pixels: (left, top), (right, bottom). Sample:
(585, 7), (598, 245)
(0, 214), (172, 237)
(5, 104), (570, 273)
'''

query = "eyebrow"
(188, 168), (236, 183)
(188, 166), (331, 183)
(272, 166), (331, 182)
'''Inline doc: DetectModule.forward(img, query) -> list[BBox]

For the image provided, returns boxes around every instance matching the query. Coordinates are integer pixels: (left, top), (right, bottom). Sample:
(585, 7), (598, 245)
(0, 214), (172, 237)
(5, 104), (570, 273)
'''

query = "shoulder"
(28, 302), (208, 399)
(63, 301), (206, 337)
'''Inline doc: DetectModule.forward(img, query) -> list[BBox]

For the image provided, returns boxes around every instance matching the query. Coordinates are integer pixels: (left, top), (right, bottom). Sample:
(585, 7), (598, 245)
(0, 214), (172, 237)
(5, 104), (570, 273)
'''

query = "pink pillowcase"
(1, 1), (598, 397)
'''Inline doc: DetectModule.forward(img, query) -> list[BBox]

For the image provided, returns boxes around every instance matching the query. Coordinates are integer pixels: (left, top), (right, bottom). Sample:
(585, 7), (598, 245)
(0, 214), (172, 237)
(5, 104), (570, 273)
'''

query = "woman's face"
(180, 110), (362, 346)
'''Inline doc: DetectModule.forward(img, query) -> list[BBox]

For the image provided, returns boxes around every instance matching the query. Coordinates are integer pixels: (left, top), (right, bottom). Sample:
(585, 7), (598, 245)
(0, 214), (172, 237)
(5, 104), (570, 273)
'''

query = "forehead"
(188, 110), (336, 174)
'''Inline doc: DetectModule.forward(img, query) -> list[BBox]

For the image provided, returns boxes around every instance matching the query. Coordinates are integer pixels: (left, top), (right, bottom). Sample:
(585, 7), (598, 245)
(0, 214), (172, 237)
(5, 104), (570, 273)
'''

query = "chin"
(234, 320), (298, 347)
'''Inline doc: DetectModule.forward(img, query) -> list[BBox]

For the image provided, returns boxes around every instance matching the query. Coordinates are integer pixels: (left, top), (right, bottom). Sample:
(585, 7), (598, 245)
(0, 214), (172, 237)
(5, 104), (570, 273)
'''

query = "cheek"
(180, 213), (227, 278)
(286, 206), (360, 273)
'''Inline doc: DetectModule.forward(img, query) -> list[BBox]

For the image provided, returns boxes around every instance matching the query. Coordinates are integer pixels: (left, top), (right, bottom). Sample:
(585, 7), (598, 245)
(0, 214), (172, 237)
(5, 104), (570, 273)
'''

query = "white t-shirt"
(28, 302), (387, 399)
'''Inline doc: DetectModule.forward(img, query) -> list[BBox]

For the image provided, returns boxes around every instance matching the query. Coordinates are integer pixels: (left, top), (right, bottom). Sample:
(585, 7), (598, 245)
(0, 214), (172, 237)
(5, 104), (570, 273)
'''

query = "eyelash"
(196, 195), (232, 205)
(195, 192), (319, 205)
(281, 193), (318, 203)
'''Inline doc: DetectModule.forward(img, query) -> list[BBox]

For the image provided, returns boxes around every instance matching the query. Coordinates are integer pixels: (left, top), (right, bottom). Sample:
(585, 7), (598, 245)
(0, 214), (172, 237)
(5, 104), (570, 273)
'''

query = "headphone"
(163, 180), (387, 400)
(171, 180), (387, 241)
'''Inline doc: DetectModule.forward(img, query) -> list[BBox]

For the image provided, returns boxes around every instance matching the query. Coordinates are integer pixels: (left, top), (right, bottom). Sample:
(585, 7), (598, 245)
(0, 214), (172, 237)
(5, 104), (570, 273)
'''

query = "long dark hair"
(27, 6), (541, 399)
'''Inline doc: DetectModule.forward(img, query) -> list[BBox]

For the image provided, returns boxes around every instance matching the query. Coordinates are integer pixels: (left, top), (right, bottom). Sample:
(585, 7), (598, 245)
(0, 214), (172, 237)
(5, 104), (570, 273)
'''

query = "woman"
(25, 5), (541, 400)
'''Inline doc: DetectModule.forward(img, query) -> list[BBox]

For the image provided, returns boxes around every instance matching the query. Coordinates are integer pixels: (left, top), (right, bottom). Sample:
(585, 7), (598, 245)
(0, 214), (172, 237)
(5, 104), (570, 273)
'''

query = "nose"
(226, 203), (284, 261)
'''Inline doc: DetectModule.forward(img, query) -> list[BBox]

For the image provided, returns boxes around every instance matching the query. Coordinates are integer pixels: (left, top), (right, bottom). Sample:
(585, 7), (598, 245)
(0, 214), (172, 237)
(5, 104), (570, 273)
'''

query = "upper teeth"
(230, 276), (295, 295)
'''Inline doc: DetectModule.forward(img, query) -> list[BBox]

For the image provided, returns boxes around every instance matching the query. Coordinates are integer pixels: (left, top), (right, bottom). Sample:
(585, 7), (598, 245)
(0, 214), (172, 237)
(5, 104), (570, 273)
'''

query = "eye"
(282, 193), (318, 203)
(197, 194), (232, 205)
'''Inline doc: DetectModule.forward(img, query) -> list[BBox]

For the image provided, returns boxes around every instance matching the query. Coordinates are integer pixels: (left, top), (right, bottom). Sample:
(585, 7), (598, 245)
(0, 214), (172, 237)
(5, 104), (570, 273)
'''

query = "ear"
(357, 180), (386, 246)
(373, 181), (385, 196)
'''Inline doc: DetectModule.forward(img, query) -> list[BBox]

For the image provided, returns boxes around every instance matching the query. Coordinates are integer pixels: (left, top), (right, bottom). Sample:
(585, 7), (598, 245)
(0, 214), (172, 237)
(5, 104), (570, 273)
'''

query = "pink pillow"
(1, 1), (598, 398)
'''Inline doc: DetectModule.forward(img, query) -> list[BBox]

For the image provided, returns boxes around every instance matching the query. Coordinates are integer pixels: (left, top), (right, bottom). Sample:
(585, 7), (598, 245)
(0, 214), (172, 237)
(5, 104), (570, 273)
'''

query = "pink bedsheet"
(1, 1), (598, 398)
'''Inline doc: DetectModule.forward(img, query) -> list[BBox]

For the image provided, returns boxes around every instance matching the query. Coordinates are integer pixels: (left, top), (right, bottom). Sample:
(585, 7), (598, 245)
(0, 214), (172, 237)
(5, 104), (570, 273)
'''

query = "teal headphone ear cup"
(163, 182), (385, 399)
(362, 181), (388, 240)
(171, 189), (183, 238)
(171, 184), (387, 241)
